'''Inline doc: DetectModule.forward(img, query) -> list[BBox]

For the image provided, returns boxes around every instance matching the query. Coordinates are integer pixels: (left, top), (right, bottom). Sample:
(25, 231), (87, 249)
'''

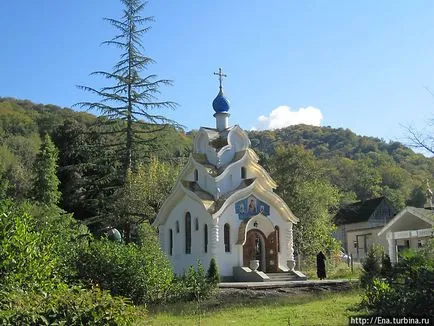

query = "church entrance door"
(243, 229), (266, 272)
(243, 228), (279, 273)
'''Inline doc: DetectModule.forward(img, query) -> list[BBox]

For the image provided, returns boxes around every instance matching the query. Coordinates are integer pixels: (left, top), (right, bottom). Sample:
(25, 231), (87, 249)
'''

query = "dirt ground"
(217, 281), (356, 300)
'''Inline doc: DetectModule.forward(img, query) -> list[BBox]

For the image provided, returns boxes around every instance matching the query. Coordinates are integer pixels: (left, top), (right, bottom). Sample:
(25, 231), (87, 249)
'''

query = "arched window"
(241, 166), (246, 179)
(176, 221), (179, 233)
(204, 224), (208, 253)
(194, 169), (198, 182)
(224, 223), (230, 252)
(185, 212), (191, 254)
(169, 229), (173, 256)
(275, 225), (280, 253)
(195, 218), (199, 231)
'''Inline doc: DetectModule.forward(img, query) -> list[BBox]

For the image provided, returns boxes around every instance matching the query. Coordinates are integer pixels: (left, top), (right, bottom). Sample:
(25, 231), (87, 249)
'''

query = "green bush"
(170, 260), (215, 302)
(360, 246), (382, 288)
(0, 286), (146, 325)
(207, 257), (220, 286)
(361, 241), (434, 317)
(0, 200), (90, 290)
(29, 203), (90, 283)
(380, 253), (392, 278)
(76, 224), (173, 304)
(0, 200), (60, 291)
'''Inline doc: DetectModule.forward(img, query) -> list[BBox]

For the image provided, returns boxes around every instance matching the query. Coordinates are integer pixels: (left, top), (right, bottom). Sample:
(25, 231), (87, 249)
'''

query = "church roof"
(182, 178), (255, 214)
(334, 197), (388, 225)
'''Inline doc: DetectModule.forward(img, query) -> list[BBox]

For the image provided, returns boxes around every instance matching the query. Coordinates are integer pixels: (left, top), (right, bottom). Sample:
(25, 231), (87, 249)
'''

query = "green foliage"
(249, 124), (433, 210)
(76, 0), (178, 177)
(361, 241), (434, 317)
(171, 261), (214, 302)
(113, 158), (180, 238)
(360, 246), (382, 288)
(0, 200), (90, 291)
(380, 253), (392, 278)
(76, 228), (173, 304)
(269, 145), (340, 262)
(33, 134), (61, 205)
(0, 200), (61, 292)
(29, 203), (91, 283)
(206, 258), (220, 286)
(0, 286), (146, 325)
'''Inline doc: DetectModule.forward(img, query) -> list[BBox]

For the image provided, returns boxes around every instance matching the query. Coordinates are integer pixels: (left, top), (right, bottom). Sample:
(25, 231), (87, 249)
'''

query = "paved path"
(219, 279), (358, 289)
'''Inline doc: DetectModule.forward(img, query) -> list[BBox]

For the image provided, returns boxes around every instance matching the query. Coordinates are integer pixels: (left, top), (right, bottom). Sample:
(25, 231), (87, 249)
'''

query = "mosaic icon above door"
(235, 195), (270, 220)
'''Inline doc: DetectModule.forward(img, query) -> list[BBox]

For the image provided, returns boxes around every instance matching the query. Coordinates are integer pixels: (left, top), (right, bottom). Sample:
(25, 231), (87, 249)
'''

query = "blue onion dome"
(212, 89), (230, 113)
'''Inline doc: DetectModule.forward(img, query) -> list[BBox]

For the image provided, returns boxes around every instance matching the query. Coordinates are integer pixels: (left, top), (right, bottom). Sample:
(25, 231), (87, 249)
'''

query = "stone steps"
(266, 272), (301, 282)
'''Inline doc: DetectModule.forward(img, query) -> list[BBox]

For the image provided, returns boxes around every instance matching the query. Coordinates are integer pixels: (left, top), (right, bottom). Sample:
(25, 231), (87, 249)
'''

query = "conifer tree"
(76, 0), (179, 238)
(77, 0), (178, 179)
(33, 134), (61, 205)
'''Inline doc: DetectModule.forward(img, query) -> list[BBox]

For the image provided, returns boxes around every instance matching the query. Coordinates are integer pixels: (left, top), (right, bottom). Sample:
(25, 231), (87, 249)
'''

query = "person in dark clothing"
(316, 251), (327, 280)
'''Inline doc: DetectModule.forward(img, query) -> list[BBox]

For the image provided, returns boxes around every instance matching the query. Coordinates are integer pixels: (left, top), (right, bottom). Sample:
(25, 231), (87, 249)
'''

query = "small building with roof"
(334, 197), (396, 260)
(378, 183), (434, 263)
(153, 69), (302, 281)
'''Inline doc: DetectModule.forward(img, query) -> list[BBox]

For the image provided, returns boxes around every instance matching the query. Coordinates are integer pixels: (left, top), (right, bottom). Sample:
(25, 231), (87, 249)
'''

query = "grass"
(147, 289), (363, 325)
(303, 261), (363, 280)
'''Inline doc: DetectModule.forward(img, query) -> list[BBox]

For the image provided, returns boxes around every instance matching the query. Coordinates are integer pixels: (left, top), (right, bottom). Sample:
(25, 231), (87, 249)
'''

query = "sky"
(1, 0), (434, 145)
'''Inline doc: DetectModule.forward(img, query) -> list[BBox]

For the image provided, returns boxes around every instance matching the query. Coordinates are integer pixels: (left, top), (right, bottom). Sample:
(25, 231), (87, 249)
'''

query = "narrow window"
(204, 224), (208, 253)
(169, 229), (173, 256)
(275, 226), (280, 253)
(185, 212), (191, 254)
(241, 166), (246, 179)
(194, 169), (198, 182)
(176, 221), (179, 233)
(195, 218), (199, 231)
(224, 223), (230, 253)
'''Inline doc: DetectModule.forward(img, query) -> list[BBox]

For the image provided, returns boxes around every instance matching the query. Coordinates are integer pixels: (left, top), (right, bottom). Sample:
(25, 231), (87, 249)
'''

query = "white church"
(153, 69), (303, 281)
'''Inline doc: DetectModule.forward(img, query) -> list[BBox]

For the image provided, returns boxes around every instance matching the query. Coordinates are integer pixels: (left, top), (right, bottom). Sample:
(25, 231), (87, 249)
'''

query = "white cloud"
(254, 105), (323, 130)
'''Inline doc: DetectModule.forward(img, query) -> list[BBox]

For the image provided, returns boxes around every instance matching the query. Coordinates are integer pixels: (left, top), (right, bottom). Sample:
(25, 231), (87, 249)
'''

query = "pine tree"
(76, 0), (179, 238)
(33, 134), (61, 205)
(76, 0), (178, 178)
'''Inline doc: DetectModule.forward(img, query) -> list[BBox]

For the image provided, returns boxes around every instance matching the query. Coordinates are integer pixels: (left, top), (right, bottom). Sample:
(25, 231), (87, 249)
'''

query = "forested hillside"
(1, 97), (432, 222)
(249, 125), (433, 209)
(0, 97), (191, 222)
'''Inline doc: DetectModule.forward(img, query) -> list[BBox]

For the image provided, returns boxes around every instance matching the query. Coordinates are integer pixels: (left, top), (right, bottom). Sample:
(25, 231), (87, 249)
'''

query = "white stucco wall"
(161, 195), (212, 275)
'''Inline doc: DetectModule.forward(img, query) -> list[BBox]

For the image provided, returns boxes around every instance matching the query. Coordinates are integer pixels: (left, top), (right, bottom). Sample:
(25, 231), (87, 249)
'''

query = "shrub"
(361, 240), (434, 317)
(76, 224), (173, 304)
(0, 200), (60, 291)
(360, 246), (382, 288)
(29, 203), (90, 283)
(207, 257), (220, 286)
(380, 253), (392, 278)
(0, 286), (146, 325)
(170, 260), (214, 302)
(0, 200), (90, 290)
(361, 278), (395, 313)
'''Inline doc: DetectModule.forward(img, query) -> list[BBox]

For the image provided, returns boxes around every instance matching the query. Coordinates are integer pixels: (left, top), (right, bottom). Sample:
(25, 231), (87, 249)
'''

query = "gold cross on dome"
(213, 67), (227, 90)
